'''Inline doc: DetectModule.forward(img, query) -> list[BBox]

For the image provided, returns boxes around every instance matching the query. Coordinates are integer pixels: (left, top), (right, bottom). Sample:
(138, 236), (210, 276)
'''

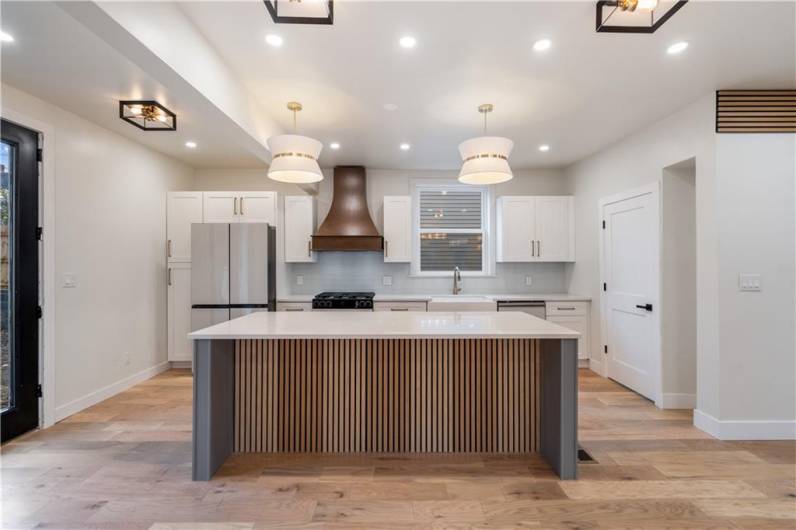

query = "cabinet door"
(383, 196), (412, 262)
(535, 196), (573, 262)
(239, 191), (277, 224)
(203, 192), (239, 223)
(167, 192), (203, 263)
(167, 265), (193, 362)
(284, 196), (316, 263)
(496, 196), (535, 262)
(547, 315), (589, 360)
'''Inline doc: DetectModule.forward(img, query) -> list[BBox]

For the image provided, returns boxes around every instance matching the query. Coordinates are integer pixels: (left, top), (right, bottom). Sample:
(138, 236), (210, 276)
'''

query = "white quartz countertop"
(189, 311), (580, 340)
(277, 293), (591, 303)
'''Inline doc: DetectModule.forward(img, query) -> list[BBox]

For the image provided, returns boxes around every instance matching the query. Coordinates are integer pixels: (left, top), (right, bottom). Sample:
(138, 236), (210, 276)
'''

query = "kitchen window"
(412, 183), (490, 276)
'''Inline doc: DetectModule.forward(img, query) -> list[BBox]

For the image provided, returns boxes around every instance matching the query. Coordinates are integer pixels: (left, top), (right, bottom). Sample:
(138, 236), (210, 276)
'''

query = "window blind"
(419, 190), (482, 229)
(418, 188), (484, 272)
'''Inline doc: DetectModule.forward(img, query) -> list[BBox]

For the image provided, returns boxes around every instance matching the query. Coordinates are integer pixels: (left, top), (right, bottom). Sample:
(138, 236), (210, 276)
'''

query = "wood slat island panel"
(233, 338), (541, 453)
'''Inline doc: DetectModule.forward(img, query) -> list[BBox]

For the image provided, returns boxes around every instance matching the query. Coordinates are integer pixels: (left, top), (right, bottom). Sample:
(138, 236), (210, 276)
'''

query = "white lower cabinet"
(277, 302), (313, 312)
(546, 301), (590, 361)
(373, 301), (427, 312)
(167, 264), (193, 362)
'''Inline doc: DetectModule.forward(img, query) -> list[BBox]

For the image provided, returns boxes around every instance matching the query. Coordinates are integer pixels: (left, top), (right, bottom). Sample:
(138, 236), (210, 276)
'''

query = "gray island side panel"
(539, 337), (579, 480)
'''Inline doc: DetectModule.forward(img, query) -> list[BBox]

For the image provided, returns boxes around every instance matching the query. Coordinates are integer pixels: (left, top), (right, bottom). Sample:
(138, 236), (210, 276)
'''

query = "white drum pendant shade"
(267, 134), (324, 183)
(458, 136), (514, 185)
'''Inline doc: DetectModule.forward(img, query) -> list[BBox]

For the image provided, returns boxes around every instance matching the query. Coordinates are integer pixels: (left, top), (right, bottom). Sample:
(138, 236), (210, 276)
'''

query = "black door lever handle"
(636, 303), (653, 311)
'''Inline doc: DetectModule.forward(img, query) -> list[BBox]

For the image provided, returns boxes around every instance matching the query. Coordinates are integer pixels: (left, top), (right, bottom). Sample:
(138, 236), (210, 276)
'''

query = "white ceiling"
(0, 2), (268, 168)
(180, 0), (795, 169)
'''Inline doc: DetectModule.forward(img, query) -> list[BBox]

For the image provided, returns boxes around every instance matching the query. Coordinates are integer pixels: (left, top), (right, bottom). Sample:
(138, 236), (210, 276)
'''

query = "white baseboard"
(660, 393), (696, 409)
(588, 358), (604, 375)
(170, 361), (192, 369)
(54, 361), (170, 422)
(578, 358), (589, 368)
(694, 409), (796, 440)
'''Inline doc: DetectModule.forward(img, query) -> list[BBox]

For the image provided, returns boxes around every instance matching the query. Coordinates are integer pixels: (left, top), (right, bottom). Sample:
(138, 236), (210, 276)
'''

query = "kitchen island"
(189, 311), (579, 480)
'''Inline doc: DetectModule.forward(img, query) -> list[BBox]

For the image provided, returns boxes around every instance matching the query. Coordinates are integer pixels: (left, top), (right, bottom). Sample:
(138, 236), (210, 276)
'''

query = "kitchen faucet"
(452, 266), (462, 295)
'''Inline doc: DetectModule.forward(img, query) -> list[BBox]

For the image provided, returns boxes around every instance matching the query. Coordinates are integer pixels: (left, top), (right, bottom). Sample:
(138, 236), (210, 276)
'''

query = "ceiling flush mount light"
(458, 104), (514, 185)
(0, 31), (14, 43)
(596, 0), (687, 33)
(400, 143), (411, 151)
(538, 144), (550, 152)
(399, 35), (417, 49)
(329, 142), (340, 150)
(267, 101), (323, 184)
(667, 41), (689, 54)
(119, 100), (176, 131)
(533, 38), (552, 52)
(185, 141), (197, 149)
(264, 0), (333, 25)
(265, 34), (283, 47)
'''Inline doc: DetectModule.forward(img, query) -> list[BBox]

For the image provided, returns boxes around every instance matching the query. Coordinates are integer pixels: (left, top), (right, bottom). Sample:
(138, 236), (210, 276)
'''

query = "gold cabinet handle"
(530, 240), (534, 257)
(234, 197), (238, 215)
(285, 308), (304, 312)
(167, 268), (172, 286)
(240, 197), (244, 216)
(385, 240), (389, 258)
(390, 307), (409, 311)
(167, 239), (172, 258)
(537, 240), (541, 257)
(308, 239), (312, 257)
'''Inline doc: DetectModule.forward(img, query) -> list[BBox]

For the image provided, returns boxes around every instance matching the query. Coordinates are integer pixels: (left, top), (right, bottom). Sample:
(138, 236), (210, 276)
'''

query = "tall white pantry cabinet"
(166, 191), (277, 362)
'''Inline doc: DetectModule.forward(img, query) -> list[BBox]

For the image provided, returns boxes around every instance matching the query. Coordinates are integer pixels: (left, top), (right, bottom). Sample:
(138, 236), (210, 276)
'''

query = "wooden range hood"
(312, 166), (383, 251)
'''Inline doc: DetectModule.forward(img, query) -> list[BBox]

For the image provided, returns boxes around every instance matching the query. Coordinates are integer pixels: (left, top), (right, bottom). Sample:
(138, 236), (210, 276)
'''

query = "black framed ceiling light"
(596, 0), (687, 33)
(264, 0), (333, 25)
(119, 100), (176, 131)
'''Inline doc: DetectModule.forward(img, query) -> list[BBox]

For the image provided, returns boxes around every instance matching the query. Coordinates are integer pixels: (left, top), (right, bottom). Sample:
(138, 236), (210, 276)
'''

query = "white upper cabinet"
(284, 195), (316, 263)
(238, 191), (277, 224)
(383, 196), (412, 262)
(202, 191), (277, 224)
(535, 196), (574, 261)
(202, 192), (239, 223)
(496, 195), (574, 262)
(167, 191), (203, 263)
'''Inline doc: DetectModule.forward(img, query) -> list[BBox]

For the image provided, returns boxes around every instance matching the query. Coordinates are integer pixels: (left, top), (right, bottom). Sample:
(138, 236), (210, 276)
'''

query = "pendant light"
(458, 104), (514, 185)
(267, 101), (324, 183)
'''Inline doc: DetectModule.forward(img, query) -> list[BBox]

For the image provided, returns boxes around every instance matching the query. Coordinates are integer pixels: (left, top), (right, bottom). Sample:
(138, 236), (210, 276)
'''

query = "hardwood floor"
(1, 369), (794, 529)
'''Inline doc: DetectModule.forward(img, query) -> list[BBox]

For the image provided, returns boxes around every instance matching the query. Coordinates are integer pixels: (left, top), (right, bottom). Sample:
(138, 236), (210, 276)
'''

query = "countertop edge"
(277, 293), (592, 303)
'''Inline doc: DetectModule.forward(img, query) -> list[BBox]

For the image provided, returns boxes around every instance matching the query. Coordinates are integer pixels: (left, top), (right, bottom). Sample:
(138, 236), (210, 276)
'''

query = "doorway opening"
(1, 119), (40, 442)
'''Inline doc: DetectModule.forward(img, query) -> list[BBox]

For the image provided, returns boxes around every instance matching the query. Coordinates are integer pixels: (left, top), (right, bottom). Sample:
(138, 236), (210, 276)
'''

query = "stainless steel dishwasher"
(495, 300), (546, 319)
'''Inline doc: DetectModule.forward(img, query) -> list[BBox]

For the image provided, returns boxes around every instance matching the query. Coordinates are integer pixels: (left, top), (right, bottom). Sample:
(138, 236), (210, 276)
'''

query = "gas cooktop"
(312, 291), (375, 310)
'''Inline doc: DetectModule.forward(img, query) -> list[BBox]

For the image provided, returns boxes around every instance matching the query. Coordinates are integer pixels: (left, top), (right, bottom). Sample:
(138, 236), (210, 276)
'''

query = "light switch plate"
(525, 276), (533, 286)
(296, 275), (304, 286)
(62, 273), (78, 288)
(738, 273), (762, 292)
(382, 276), (393, 286)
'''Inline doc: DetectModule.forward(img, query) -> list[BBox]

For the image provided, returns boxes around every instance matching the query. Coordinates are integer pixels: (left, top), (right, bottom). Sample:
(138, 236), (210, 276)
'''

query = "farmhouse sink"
(427, 296), (497, 312)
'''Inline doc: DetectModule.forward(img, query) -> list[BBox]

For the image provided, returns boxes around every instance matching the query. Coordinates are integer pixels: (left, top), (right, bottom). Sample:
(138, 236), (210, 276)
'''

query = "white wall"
(565, 91), (796, 438)
(661, 160), (697, 407)
(1, 84), (195, 421)
(193, 167), (571, 296)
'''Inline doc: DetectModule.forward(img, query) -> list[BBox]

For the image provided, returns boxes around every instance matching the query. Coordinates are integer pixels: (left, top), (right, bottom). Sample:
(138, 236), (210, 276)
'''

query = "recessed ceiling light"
(329, 142), (340, 150)
(0, 31), (14, 43)
(400, 143), (411, 151)
(538, 144), (550, 152)
(185, 141), (197, 149)
(533, 38), (552, 52)
(667, 41), (689, 55)
(265, 34), (283, 47)
(383, 103), (398, 111)
(399, 36), (416, 49)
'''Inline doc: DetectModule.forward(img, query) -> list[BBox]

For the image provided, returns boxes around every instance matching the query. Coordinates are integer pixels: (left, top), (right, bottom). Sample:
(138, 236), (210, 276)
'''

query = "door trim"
(598, 182), (662, 406)
(2, 107), (56, 429)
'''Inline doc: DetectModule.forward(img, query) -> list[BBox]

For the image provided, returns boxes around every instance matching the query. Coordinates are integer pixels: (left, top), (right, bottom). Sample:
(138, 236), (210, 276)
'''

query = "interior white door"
(167, 192), (203, 263)
(238, 192), (276, 224)
(535, 196), (573, 261)
(383, 196), (412, 262)
(497, 196), (534, 262)
(284, 195), (316, 263)
(203, 192), (239, 223)
(167, 264), (193, 362)
(602, 185), (659, 400)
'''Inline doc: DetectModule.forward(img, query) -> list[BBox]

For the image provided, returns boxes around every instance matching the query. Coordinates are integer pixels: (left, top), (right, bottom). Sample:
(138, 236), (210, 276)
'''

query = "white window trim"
(410, 179), (493, 277)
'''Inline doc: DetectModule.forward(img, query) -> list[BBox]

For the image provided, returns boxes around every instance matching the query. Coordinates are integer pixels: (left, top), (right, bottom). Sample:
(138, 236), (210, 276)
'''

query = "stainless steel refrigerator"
(191, 223), (276, 331)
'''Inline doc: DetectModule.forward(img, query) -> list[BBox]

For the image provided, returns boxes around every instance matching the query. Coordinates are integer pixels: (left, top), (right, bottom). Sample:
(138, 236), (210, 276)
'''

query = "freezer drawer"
(191, 308), (230, 331)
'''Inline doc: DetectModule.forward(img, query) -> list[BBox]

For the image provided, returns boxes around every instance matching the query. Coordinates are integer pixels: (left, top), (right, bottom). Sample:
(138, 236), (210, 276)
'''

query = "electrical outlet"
(296, 275), (304, 286)
(738, 273), (762, 292)
(525, 276), (533, 286)
(382, 276), (393, 286)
